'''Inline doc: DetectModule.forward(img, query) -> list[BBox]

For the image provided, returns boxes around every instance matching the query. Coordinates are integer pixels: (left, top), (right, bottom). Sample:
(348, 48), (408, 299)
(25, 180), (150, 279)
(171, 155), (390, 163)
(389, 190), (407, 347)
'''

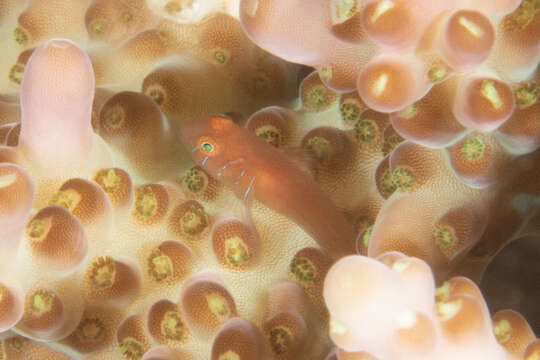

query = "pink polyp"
(18, 38), (95, 168)
(440, 10), (495, 69)
(324, 255), (406, 356)
(356, 54), (431, 113)
(453, 76), (515, 132)
(239, 0), (330, 65)
(360, 0), (431, 48)
(0, 163), (34, 269)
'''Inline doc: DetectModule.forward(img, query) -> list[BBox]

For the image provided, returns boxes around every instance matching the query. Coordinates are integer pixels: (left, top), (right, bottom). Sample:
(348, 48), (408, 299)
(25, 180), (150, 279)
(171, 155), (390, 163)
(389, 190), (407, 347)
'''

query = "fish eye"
(198, 136), (219, 156)
(202, 143), (213, 152)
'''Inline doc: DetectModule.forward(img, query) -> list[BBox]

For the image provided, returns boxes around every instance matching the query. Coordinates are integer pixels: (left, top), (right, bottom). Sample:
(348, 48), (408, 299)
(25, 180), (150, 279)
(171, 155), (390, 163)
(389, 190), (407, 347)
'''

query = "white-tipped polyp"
(324, 255), (407, 357)
(356, 53), (431, 113)
(18, 38), (95, 169)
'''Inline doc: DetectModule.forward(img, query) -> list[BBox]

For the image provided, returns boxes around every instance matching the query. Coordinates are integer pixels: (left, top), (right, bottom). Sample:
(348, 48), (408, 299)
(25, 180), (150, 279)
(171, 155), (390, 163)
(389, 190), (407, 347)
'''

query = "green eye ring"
(202, 143), (213, 152)
(198, 136), (219, 156)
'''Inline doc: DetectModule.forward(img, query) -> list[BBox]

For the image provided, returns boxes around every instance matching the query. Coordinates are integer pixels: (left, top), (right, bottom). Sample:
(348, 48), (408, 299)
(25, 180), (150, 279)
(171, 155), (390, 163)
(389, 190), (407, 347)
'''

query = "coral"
(0, 0), (538, 359)
(324, 253), (538, 360)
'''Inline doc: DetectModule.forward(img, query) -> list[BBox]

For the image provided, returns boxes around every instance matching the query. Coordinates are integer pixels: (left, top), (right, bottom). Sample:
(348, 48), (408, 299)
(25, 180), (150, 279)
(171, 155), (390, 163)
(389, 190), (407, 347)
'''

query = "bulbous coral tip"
(361, 0), (416, 47)
(142, 346), (182, 360)
(18, 38), (95, 167)
(0, 282), (24, 332)
(211, 317), (267, 360)
(442, 10), (495, 68)
(356, 56), (428, 113)
(147, 300), (188, 345)
(180, 272), (237, 333)
(454, 77), (515, 131)
(25, 205), (88, 271)
(0, 163), (34, 263)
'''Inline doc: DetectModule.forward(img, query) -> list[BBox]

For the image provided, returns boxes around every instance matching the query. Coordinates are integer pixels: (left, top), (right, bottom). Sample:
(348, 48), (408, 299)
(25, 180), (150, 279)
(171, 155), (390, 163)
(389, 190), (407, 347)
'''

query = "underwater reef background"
(0, 0), (539, 359)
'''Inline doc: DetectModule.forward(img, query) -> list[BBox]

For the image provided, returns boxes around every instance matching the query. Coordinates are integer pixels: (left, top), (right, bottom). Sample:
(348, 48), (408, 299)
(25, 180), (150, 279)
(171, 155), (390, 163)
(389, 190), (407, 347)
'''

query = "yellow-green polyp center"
(340, 102), (361, 124)
(269, 326), (293, 355)
(184, 168), (206, 193)
(392, 167), (415, 190)
(136, 187), (158, 218)
(13, 27), (28, 45)
(149, 249), (173, 281)
(363, 225), (373, 248)
(119, 337), (144, 359)
(493, 319), (513, 344)
(147, 88), (165, 105)
(181, 207), (208, 235)
(30, 291), (54, 315)
(307, 87), (328, 108)
(435, 226), (455, 246)
(205, 293), (231, 321)
(225, 237), (250, 267)
(461, 137), (485, 161)
(90, 257), (116, 290)
(290, 257), (315, 283)
(354, 119), (377, 143)
(161, 311), (184, 340)
(306, 136), (330, 160)
(77, 318), (105, 341)
(95, 169), (121, 192)
(9, 64), (24, 85)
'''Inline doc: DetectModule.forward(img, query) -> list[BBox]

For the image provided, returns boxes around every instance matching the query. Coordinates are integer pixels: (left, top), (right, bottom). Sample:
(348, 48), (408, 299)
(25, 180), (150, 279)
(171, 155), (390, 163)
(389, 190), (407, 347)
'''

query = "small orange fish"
(179, 115), (356, 259)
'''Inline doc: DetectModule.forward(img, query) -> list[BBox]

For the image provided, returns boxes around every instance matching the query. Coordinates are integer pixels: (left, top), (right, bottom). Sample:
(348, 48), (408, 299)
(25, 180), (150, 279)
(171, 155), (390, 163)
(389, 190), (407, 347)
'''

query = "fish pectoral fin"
(230, 173), (256, 208)
(216, 158), (246, 180)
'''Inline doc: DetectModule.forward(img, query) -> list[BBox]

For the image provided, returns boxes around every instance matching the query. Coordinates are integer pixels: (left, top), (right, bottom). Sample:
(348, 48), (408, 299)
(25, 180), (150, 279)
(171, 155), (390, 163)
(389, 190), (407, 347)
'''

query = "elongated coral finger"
(18, 39), (98, 170)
